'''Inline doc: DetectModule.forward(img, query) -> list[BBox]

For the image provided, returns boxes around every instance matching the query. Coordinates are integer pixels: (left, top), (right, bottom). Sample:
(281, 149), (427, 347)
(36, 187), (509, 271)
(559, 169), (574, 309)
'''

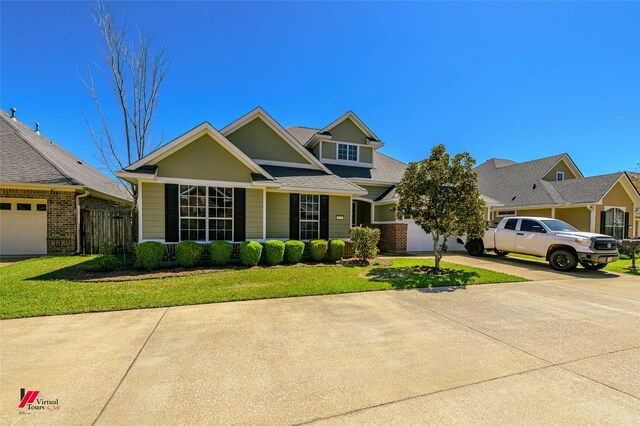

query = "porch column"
(262, 188), (266, 241)
(589, 205), (596, 233)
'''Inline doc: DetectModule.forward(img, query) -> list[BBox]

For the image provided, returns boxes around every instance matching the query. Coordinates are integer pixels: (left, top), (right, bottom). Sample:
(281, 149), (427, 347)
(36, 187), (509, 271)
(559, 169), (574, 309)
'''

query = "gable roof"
(220, 107), (331, 173)
(122, 121), (274, 180)
(476, 153), (636, 208)
(0, 111), (132, 202)
(287, 125), (405, 184)
(319, 111), (382, 144)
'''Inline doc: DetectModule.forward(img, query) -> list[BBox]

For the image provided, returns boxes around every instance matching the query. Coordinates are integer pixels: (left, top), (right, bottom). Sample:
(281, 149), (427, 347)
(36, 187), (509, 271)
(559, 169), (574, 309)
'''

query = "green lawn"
(506, 252), (639, 275)
(0, 256), (526, 319)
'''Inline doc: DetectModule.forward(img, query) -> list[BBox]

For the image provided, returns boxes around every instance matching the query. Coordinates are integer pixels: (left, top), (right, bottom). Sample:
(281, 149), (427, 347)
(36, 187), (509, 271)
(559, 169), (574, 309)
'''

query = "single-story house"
(475, 153), (640, 239)
(0, 109), (132, 255)
(116, 107), (419, 251)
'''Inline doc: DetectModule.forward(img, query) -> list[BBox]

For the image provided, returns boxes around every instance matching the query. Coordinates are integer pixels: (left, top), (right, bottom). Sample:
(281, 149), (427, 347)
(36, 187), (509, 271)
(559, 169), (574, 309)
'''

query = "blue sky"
(2, 1), (639, 176)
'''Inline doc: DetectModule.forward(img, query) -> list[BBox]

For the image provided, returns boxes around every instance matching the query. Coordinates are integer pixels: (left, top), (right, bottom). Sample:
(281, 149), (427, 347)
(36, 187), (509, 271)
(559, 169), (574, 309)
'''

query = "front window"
(300, 194), (319, 240)
(180, 185), (233, 241)
(337, 144), (357, 161)
(604, 208), (625, 239)
(540, 219), (576, 232)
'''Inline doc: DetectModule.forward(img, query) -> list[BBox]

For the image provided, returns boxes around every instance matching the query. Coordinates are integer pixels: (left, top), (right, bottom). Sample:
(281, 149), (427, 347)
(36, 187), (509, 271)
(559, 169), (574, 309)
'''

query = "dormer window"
(338, 143), (358, 161)
(556, 171), (564, 181)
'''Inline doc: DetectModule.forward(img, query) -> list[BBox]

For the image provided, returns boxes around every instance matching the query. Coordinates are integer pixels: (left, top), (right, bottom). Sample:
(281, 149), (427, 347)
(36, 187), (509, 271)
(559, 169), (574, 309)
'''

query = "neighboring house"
(116, 107), (416, 252)
(0, 109), (133, 255)
(627, 172), (640, 236)
(475, 153), (640, 239)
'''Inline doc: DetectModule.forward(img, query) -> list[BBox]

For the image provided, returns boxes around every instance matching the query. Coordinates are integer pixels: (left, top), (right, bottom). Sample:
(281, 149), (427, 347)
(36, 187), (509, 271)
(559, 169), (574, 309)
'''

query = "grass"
(0, 256), (526, 319)
(506, 252), (639, 275)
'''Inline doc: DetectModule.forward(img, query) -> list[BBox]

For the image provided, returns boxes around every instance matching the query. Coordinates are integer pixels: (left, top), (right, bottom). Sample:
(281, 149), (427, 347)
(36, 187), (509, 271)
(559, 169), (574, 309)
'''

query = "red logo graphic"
(19, 388), (39, 408)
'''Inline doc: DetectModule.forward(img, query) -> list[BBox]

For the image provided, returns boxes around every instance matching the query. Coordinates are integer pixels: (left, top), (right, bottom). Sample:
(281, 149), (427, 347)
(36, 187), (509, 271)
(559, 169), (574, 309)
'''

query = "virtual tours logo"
(18, 388), (60, 412)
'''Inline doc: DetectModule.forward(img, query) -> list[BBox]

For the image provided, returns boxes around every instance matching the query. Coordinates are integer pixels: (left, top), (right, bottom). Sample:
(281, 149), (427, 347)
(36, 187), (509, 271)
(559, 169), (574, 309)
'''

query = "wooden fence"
(80, 209), (136, 255)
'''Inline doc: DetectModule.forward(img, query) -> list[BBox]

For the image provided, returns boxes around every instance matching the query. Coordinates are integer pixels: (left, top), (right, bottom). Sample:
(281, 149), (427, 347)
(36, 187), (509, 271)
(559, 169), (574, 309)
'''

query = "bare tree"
(81, 1), (169, 202)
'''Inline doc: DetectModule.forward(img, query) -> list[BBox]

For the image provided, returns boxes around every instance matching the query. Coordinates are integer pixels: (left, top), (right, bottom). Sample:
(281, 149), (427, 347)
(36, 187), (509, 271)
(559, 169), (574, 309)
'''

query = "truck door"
(495, 218), (518, 252)
(516, 219), (548, 256)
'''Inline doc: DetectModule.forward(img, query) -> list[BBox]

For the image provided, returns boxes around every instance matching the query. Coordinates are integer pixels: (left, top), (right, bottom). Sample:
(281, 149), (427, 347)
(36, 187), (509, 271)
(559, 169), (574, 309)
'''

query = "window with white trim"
(179, 185), (233, 241)
(496, 210), (516, 217)
(556, 171), (564, 181)
(337, 143), (358, 161)
(300, 194), (319, 240)
(603, 207), (624, 240)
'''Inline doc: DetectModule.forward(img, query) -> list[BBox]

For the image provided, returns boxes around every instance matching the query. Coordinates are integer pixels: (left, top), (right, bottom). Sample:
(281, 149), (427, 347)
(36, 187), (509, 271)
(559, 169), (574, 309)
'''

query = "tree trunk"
(432, 232), (442, 271)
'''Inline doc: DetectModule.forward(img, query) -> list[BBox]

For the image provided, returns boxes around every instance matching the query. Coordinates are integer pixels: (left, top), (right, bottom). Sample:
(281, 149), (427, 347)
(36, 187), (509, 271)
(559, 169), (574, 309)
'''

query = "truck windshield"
(540, 219), (577, 232)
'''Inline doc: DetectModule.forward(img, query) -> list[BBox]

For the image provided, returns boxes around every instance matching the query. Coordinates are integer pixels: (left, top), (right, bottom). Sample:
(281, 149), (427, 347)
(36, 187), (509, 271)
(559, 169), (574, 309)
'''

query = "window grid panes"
(337, 144), (358, 161)
(179, 185), (233, 241)
(300, 194), (320, 240)
(604, 208), (625, 240)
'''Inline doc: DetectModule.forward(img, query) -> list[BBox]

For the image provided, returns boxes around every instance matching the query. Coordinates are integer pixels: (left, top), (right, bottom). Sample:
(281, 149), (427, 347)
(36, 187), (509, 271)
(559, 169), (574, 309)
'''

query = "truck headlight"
(575, 238), (591, 247)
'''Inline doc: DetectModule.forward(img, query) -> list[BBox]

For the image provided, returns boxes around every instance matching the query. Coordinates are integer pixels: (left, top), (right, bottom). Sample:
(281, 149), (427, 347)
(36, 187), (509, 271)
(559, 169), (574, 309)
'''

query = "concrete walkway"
(407, 251), (623, 281)
(1, 276), (639, 425)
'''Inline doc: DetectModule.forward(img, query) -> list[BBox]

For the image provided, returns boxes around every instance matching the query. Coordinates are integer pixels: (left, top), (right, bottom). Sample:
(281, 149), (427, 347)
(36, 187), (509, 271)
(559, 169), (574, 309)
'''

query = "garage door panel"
(406, 219), (465, 252)
(0, 200), (47, 255)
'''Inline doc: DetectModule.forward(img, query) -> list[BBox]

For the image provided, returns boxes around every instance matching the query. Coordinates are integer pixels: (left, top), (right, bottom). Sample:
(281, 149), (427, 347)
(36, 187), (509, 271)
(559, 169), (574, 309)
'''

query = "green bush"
(265, 240), (285, 265)
(309, 239), (328, 262)
(285, 240), (305, 263)
(99, 242), (117, 255)
(350, 226), (380, 261)
(136, 241), (166, 270)
(176, 241), (204, 268)
(239, 241), (263, 266)
(328, 239), (346, 262)
(209, 241), (233, 266)
(91, 254), (120, 272)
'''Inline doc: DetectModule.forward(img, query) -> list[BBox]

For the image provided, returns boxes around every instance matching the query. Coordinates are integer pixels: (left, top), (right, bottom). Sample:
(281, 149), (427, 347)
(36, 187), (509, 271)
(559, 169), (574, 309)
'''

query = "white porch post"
(551, 207), (555, 218)
(137, 179), (143, 242)
(262, 188), (267, 241)
(589, 205), (596, 233)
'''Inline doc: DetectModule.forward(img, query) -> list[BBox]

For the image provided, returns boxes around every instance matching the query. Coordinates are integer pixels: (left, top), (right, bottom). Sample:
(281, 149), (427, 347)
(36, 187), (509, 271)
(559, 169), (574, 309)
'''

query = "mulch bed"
(60, 259), (390, 283)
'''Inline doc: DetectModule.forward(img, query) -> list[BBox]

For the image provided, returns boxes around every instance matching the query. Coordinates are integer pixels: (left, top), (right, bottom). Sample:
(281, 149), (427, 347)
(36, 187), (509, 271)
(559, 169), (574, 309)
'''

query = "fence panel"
(81, 209), (136, 254)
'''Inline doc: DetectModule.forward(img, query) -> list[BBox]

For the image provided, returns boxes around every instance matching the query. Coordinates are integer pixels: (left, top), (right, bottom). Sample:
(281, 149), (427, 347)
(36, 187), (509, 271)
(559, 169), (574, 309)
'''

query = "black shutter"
(234, 188), (246, 242)
(320, 195), (329, 240)
(599, 211), (606, 235)
(290, 193), (299, 240)
(624, 212), (630, 238)
(165, 184), (179, 242)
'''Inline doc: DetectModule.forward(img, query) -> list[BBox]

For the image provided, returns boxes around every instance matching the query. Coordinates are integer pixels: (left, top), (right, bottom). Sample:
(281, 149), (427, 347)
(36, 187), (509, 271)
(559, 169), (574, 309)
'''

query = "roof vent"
(10, 107), (16, 121)
(35, 122), (40, 135)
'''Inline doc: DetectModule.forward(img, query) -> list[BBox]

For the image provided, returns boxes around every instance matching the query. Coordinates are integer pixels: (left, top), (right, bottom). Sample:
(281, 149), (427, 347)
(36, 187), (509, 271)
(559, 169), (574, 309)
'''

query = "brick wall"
(0, 187), (77, 253)
(371, 223), (408, 253)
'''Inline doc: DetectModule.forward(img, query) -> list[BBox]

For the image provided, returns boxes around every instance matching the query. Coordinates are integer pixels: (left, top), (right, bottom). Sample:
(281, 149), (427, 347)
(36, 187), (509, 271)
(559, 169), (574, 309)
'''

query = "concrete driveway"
(1, 276), (639, 425)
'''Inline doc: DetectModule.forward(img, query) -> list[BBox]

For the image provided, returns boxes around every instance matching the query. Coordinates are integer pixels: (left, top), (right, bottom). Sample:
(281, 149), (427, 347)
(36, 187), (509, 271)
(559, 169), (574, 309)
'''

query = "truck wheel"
(549, 249), (578, 272)
(466, 239), (484, 257)
(494, 249), (509, 256)
(580, 262), (607, 270)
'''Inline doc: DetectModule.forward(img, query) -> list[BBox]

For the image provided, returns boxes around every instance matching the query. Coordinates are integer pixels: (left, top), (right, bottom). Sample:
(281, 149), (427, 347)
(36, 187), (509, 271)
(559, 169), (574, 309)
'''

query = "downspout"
(76, 190), (90, 254)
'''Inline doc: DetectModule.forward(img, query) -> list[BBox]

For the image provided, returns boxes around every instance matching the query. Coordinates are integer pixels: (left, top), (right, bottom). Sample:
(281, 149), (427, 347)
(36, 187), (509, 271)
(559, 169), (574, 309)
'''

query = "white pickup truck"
(458, 217), (619, 272)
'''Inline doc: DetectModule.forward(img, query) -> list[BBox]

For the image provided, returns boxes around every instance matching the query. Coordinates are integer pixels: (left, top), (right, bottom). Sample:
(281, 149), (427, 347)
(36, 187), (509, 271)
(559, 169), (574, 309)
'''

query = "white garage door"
(406, 219), (466, 252)
(0, 199), (47, 255)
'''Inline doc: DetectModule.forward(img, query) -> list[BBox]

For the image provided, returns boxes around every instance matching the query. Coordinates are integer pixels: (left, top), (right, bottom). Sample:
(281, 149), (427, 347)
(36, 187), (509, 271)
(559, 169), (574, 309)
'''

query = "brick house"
(0, 109), (133, 255)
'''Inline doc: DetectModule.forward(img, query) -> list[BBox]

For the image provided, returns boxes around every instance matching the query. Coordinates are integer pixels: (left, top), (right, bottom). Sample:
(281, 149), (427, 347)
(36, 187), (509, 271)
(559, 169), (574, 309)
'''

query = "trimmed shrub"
(239, 241), (263, 266)
(350, 226), (380, 261)
(328, 239), (346, 262)
(99, 242), (117, 255)
(285, 240), (305, 263)
(136, 241), (166, 270)
(210, 241), (233, 266)
(176, 241), (204, 268)
(265, 240), (285, 265)
(309, 239), (328, 262)
(91, 254), (120, 272)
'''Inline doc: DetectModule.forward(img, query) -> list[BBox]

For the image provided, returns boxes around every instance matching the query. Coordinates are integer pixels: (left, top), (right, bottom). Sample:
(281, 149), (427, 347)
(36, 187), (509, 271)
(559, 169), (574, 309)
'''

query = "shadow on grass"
(366, 266), (479, 290)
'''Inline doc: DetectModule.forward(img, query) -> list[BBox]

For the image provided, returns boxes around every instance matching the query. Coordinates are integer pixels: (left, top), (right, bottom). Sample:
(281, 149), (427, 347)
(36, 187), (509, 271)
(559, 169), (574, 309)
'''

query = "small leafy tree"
(350, 227), (380, 261)
(396, 144), (487, 271)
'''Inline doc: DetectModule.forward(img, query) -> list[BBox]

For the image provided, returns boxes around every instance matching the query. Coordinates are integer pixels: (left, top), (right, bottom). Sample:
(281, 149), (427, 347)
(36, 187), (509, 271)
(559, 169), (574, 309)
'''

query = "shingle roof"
(286, 125), (407, 184)
(0, 111), (132, 202)
(475, 153), (623, 208)
(258, 166), (366, 194)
